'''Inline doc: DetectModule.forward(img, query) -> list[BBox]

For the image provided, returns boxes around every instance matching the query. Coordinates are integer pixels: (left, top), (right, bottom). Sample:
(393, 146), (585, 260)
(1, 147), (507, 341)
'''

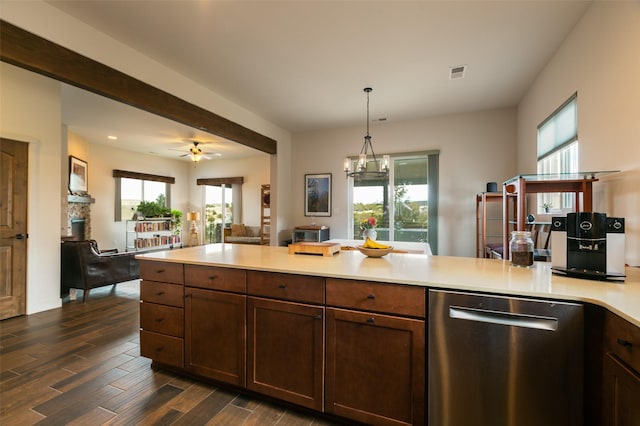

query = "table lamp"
(187, 211), (200, 246)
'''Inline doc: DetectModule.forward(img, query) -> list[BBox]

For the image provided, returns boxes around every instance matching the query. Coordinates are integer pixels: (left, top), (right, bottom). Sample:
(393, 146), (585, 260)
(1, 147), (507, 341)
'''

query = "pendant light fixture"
(344, 87), (390, 178)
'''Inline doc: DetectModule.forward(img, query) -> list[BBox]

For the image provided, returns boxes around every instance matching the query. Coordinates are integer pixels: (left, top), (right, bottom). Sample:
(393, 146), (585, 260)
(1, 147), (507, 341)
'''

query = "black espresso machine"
(551, 212), (626, 281)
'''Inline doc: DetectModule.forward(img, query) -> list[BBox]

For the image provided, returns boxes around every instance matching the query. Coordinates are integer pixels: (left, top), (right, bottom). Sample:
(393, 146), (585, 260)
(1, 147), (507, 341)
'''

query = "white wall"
(517, 2), (640, 266)
(291, 108), (517, 256)
(0, 63), (63, 314)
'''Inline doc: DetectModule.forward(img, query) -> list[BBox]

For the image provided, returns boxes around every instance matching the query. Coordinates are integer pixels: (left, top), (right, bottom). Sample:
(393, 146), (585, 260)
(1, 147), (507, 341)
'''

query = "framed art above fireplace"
(69, 156), (88, 193)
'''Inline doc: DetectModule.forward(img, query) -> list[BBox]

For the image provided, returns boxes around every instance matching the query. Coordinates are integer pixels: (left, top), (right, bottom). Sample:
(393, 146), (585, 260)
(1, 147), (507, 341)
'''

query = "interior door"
(0, 138), (29, 319)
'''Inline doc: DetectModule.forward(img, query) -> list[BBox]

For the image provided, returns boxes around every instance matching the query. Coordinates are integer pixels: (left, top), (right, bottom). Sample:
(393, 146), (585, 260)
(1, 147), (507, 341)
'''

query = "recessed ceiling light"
(107, 135), (118, 140)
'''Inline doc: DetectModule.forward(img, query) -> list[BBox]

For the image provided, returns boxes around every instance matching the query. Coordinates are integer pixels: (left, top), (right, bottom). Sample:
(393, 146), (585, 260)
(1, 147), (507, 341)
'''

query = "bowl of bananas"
(357, 238), (393, 257)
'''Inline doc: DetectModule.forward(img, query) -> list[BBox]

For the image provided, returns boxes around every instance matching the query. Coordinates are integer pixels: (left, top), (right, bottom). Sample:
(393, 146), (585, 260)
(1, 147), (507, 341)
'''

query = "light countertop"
(137, 244), (640, 327)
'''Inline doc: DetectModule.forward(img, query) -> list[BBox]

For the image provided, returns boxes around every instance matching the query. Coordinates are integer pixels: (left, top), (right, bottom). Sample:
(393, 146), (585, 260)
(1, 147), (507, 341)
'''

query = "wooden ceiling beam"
(0, 20), (277, 155)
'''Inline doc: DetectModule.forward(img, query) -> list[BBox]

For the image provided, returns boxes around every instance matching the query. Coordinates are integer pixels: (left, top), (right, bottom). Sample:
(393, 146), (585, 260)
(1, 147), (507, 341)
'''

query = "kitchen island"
(136, 244), (640, 426)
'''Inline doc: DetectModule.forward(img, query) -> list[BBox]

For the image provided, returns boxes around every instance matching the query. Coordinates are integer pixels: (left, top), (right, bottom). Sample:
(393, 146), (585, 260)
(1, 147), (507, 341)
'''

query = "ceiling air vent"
(449, 65), (466, 80)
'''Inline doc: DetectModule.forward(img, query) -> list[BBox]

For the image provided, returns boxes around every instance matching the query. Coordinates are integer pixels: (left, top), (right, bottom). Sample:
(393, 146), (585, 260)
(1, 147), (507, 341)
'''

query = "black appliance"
(551, 212), (625, 281)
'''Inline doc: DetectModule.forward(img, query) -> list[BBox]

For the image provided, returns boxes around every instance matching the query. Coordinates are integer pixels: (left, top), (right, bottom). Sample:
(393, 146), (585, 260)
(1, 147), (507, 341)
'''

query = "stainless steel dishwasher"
(428, 290), (583, 426)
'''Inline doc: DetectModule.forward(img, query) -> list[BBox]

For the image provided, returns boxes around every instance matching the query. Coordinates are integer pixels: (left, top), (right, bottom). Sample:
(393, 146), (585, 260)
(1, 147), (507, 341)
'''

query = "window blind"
(537, 93), (577, 160)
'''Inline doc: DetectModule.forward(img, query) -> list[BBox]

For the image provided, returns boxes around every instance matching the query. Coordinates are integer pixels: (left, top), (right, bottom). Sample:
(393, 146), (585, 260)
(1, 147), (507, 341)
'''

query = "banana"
(363, 238), (391, 249)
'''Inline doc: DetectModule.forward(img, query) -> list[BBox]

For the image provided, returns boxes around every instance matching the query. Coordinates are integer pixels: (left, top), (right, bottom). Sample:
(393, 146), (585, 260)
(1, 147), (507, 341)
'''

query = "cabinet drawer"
(326, 278), (426, 318)
(140, 281), (184, 307)
(185, 264), (246, 293)
(140, 302), (184, 337)
(247, 271), (324, 304)
(604, 311), (640, 373)
(140, 330), (184, 368)
(139, 260), (184, 284)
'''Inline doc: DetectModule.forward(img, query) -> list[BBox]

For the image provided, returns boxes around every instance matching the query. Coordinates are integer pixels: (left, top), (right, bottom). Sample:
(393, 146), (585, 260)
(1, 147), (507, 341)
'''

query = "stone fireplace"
(65, 194), (94, 240)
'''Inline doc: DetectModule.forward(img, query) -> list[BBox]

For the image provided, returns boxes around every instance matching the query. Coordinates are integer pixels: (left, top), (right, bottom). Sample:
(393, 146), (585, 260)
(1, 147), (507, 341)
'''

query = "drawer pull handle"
(367, 317), (375, 324)
(208, 275), (218, 280)
(155, 291), (165, 296)
(367, 294), (376, 299)
(156, 346), (164, 352)
(617, 338), (633, 348)
(156, 269), (165, 273)
(155, 318), (164, 323)
(278, 284), (287, 289)
(314, 315), (322, 320)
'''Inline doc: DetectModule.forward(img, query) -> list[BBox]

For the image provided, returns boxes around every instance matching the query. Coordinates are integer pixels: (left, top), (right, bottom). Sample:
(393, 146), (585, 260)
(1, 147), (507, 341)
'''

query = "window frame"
(347, 150), (439, 253)
(113, 170), (174, 221)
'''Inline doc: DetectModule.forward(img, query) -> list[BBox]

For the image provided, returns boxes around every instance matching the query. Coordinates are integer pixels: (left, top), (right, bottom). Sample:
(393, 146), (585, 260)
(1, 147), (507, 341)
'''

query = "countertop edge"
(136, 245), (640, 327)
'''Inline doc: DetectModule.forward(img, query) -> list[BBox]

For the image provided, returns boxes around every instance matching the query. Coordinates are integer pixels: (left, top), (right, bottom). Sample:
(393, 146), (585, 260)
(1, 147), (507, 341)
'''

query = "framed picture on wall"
(304, 173), (332, 217)
(69, 156), (88, 193)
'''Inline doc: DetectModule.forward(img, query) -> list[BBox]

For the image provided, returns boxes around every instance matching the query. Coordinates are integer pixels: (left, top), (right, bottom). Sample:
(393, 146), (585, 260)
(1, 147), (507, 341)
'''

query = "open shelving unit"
(260, 184), (271, 245)
(126, 218), (180, 251)
(475, 192), (503, 258)
(501, 171), (617, 259)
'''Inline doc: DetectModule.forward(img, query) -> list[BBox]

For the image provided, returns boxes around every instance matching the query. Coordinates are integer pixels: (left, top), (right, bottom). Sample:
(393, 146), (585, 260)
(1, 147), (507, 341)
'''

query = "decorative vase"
(362, 229), (377, 241)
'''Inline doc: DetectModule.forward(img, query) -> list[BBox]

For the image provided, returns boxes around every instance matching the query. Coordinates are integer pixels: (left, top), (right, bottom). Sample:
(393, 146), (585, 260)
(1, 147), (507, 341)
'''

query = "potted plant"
(543, 202), (553, 213)
(136, 196), (171, 218)
(171, 209), (183, 235)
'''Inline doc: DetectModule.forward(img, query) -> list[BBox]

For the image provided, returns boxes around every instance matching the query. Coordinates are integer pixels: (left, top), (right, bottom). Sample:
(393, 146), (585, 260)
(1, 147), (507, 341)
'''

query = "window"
(197, 177), (244, 243)
(537, 93), (579, 212)
(203, 185), (233, 243)
(349, 151), (439, 252)
(113, 170), (174, 221)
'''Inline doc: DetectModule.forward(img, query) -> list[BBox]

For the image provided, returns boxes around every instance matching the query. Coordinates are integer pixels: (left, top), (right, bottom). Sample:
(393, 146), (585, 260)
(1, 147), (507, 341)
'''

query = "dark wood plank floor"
(0, 281), (340, 425)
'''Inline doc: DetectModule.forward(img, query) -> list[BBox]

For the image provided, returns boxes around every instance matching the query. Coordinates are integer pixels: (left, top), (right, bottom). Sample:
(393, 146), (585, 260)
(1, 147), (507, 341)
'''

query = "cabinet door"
(247, 297), (324, 411)
(603, 353), (640, 426)
(185, 287), (246, 387)
(326, 308), (425, 426)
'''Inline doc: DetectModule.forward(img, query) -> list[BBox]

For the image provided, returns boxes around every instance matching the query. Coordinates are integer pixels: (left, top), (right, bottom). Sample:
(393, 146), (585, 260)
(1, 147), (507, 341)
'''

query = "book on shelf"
(133, 221), (172, 233)
(134, 234), (181, 249)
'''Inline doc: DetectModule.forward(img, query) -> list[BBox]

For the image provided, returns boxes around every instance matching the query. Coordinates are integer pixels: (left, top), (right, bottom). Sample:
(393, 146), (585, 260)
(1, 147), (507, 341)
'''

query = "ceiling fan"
(172, 141), (216, 163)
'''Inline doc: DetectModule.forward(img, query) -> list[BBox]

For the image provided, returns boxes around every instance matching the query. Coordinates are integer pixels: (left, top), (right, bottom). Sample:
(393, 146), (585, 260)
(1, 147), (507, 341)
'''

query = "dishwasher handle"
(449, 305), (558, 331)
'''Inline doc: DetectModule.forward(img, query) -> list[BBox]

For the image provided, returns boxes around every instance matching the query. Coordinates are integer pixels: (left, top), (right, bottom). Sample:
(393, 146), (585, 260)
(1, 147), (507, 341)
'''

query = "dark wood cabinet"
(184, 287), (246, 386)
(325, 278), (425, 426)
(602, 311), (640, 426)
(247, 297), (324, 411)
(326, 308), (425, 426)
(185, 264), (246, 293)
(247, 271), (325, 304)
(139, 260), (184, 369)
(603, 353), (640, 426)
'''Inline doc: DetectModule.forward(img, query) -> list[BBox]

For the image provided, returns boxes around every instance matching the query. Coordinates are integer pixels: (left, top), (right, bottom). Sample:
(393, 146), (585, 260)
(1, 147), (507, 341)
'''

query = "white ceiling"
(48, 0), (592, 161)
